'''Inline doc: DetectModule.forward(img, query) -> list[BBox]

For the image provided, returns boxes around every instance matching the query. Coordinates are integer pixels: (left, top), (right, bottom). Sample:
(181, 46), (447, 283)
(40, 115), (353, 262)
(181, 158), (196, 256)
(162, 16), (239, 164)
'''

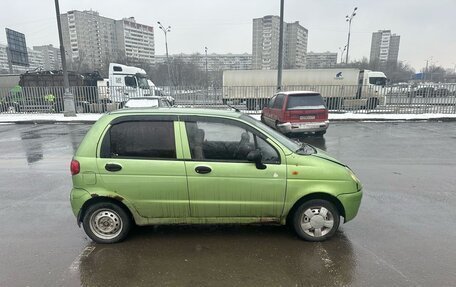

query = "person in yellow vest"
(44, 94), (56, 112)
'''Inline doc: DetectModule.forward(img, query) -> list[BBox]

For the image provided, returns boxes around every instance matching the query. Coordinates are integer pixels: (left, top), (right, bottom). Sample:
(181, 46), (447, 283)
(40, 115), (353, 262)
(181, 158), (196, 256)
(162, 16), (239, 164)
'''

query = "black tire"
(246, 99), (254, 110)
(315, 130), (326, 137)
(327, 97), (341, 110)
(82, 202), (131, 244)
(366, 98), (379, 110)
(260, 114), (265, 124)
(292, 199), (340, 242)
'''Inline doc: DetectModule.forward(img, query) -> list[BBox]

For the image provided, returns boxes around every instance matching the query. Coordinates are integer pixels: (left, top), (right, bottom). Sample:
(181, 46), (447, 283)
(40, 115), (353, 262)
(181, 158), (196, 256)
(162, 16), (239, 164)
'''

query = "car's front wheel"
(82, 202), (131, 244)
(293, 199), (340, 241)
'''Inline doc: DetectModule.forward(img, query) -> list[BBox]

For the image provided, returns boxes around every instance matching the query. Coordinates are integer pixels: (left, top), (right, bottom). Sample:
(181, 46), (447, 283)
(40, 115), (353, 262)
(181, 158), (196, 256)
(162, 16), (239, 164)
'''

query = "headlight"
(347, 167), (362, 191)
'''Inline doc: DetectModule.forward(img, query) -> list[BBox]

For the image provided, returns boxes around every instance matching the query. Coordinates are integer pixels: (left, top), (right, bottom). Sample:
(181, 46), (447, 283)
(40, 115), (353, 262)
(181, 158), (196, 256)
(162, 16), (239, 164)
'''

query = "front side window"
(125, 76), (137, 87)
(102, 121), (176, 159)
(185, 119), (280, 163)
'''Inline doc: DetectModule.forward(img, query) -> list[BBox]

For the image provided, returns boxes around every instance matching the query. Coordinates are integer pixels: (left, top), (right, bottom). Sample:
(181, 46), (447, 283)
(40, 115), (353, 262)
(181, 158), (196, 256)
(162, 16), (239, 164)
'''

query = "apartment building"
(369, 30), (400, 69)
(252, 15), (308, 70)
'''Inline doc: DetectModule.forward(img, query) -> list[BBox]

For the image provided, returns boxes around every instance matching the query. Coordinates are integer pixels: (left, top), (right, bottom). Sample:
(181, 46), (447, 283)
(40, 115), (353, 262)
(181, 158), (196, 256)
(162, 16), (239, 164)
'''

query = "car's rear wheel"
(293, 199), (340, 241)
(82, 202), (131, 244)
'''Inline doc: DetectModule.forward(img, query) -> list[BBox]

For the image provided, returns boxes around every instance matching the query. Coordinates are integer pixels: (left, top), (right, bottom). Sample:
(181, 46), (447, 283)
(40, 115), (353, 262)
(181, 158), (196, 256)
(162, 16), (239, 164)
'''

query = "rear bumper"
(277, 120), (329, 133)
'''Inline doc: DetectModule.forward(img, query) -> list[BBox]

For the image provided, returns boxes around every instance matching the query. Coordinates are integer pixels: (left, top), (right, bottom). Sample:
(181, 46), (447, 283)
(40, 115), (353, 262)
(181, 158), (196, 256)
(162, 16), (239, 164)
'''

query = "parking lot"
(0, 121), (455, 286)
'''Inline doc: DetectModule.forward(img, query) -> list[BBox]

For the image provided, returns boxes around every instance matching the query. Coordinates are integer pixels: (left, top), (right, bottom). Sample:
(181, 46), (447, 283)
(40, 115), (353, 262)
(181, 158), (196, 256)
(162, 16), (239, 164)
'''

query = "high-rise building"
(60, 10), (154, 71)
(284, 21), (307, 69)
(32, 45), (61, 70)
(0, 44), (45, 73)
(155, 53), (252, 71)
(60, 10), (118, 71)
(115, 17), (155, 65)
(306, 52), (337, 69)
(369, 30), (400, 69)
(252, 15), (308, 70)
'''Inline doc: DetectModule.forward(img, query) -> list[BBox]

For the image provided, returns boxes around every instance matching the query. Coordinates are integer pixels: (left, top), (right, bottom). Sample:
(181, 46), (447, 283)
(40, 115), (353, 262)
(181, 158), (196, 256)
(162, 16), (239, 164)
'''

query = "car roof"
(277, 91), (320, 96)
(108, 107), (243, 118)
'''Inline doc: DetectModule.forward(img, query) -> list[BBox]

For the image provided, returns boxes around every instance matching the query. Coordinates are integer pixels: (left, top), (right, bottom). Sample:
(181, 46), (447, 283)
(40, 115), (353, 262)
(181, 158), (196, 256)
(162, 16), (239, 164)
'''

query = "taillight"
(70, 159), (80, 175)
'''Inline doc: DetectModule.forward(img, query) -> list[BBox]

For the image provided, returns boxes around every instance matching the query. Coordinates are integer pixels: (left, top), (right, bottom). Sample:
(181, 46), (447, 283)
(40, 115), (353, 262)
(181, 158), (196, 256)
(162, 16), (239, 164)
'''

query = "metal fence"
(1, 84), (456, 114)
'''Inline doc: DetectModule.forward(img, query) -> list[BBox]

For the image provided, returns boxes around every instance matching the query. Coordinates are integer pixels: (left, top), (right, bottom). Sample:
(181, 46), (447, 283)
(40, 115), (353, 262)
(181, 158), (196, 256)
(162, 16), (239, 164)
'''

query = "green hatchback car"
(70, 108), (362, 243)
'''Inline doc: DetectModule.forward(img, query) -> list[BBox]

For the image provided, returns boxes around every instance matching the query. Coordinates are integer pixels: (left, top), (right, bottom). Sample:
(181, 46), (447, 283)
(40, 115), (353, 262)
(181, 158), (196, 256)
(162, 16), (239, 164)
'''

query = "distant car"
(433, 88), (450, 97)
(413, 87), (435, 97)
(123, 96), (171, 108)
(261, 91), (329, 136)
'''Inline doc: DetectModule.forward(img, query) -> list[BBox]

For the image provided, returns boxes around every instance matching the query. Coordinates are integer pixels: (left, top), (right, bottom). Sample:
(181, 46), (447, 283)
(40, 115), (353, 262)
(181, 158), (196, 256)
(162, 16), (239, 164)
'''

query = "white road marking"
(69, 246), (96, 272)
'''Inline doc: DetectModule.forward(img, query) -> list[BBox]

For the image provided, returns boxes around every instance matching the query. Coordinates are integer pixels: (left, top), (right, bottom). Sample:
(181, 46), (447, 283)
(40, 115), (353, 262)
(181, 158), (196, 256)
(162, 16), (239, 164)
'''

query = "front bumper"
(277, 120), (329, 133)
(337, 190), (363, 222)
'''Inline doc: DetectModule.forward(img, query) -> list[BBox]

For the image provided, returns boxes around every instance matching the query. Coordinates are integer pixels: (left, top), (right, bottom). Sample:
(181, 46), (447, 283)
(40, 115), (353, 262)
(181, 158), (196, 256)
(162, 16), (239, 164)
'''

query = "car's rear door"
(96, 115), (189, 218)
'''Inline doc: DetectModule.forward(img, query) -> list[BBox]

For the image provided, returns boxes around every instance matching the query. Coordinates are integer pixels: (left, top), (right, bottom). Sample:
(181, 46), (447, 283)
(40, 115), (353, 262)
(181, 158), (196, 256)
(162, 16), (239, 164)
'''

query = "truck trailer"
(222, 69), (388, 110)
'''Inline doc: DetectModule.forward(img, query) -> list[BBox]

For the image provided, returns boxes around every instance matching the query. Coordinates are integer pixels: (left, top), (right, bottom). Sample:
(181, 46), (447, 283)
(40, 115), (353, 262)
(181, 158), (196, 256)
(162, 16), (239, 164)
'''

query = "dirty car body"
(70, 108), (362, 243)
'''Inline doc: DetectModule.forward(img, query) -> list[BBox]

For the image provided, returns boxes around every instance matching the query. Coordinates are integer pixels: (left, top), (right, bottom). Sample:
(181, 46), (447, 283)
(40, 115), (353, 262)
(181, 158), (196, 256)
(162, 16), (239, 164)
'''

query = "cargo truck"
(222, 69), (388, 110)
(1, 63), (161, 113)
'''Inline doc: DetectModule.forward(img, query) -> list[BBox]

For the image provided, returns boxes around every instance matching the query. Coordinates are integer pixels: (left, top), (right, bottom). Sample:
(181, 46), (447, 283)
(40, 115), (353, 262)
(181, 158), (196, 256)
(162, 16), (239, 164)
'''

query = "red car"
(261, 91), (329, 136)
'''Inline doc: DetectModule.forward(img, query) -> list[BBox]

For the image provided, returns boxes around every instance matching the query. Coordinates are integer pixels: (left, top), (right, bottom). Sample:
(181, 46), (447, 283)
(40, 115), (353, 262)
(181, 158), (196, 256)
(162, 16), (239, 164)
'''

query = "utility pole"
(54, 0), (75, 116)
(277, 0), (285, 92)
(345, 7), (357, 64)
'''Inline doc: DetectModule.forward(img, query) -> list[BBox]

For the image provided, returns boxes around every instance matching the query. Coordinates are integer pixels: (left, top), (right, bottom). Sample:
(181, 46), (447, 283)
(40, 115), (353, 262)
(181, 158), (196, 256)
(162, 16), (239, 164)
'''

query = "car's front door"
(180, 116), (287, 218)
(96, 117), (189, 218)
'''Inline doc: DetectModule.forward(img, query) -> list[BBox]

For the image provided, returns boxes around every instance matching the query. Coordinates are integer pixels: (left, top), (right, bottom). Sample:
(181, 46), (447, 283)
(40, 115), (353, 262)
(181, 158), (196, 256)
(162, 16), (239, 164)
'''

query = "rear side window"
(101, 121), (176, 159)
(268, 96), (276, 108)
(286, 94), (325, 110)
(273, 94), (285, 109)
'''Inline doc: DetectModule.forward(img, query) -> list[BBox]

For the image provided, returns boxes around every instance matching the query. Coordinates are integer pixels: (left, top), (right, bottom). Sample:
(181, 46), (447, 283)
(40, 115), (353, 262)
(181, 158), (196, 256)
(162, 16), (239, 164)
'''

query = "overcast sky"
(1, 0), (455, 71)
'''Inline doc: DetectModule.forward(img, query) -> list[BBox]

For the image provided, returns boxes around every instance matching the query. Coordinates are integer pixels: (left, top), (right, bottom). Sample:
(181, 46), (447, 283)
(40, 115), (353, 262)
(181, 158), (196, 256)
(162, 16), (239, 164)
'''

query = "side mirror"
(247, 150), (266, 170)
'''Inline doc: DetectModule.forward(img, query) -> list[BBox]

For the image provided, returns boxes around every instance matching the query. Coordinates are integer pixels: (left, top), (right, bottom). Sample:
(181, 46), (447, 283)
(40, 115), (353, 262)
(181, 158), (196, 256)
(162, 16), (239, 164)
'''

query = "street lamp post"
(345, 7), (357, 64)
(339, 45), (347, 64)
(157, 21), (172, 86)
(205, 46), (208, 89)
(277, 0), (285, 92)
(424, 57), (433, 82)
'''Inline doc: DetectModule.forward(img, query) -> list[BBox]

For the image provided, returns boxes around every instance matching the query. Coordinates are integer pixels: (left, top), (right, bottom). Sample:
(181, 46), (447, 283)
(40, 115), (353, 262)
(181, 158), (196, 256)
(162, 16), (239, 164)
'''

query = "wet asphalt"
(0, 121), (455, 286)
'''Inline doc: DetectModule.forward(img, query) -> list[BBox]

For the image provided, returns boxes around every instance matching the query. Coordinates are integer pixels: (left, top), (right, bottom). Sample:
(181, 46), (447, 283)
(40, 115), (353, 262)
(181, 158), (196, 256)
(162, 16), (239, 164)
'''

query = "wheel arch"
(285, 192), (346, 225)
(77, 196), (136, 227)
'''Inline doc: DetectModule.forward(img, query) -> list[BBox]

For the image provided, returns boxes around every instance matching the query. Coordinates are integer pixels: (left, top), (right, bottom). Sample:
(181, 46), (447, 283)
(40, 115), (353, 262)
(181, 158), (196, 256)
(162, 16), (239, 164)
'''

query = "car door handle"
(105, 163), (122, 172)
(195, 166), (212, 174)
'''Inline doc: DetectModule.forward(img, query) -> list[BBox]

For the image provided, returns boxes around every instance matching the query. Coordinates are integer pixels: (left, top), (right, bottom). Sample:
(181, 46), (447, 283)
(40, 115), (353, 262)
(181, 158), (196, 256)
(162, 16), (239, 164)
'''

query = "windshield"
(137, 76), (150, 89)
(287, 94), (325, 110)
(369, 77), (387, 86)
(241, 114), (315, 154)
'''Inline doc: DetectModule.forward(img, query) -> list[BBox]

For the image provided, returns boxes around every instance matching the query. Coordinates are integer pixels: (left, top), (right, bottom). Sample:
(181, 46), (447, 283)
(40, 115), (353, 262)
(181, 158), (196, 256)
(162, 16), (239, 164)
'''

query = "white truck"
(107, 63), (153, 103)
(222, 68), (388, 110)
(106, 63), (174, 105)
